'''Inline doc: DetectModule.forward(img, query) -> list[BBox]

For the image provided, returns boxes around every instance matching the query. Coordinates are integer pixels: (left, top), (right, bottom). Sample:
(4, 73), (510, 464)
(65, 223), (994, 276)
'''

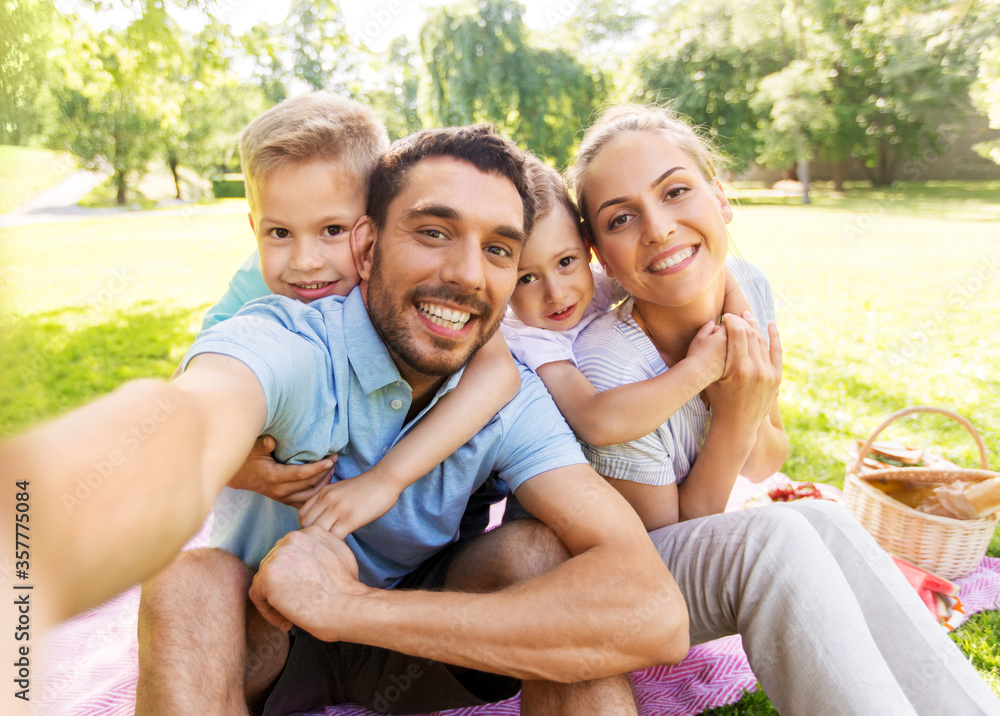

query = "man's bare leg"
(136, 548), (289, 716)
(445, 519), (638, 716)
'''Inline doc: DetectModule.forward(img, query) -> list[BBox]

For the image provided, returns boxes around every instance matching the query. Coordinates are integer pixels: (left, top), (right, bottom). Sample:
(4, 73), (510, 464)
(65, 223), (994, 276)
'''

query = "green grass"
(0, 145), (77, 214)
(1, 183), (998, 713)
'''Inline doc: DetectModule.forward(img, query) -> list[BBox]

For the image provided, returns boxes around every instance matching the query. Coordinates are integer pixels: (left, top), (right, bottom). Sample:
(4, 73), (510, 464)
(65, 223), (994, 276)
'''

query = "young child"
(502, 157), (751, 461)
(203, 92), (520, 539)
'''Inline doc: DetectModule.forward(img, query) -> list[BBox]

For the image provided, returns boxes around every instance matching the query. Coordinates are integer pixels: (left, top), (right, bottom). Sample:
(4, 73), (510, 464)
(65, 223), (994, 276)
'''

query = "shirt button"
(390, 399), (403, 410)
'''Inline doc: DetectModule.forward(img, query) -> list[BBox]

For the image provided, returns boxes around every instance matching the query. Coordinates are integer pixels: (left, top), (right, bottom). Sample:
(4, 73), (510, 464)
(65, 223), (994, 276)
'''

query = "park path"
(0, 170), (244, 229)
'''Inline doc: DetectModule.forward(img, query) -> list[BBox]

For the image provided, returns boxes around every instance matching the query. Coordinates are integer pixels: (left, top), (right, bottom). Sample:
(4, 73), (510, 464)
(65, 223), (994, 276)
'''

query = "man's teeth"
(418, 302), (471, 329)
(649, 246), (696, 272)
(296, 282), (331, 290)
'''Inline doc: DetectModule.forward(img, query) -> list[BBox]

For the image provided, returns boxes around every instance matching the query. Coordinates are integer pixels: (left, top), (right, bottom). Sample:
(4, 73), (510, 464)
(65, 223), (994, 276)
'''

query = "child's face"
(250, 159), (367, 302)
(509, 206), (595, 331)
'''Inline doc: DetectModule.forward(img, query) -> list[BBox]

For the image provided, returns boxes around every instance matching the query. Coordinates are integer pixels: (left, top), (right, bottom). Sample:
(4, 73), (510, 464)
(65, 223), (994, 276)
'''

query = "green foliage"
(971, 36), (1000, 164)
(634, 0), (986, 184)
(45, 8), (178, 204)
(700, 688), (777, 715)
(420, 0), (605, 166)
(752, 60), (837, 167)
(0, 0), (57, 145)
(211, 176), (246, 199)
(952, 610), (1000, 695)
(635, 0), (786, 170)
(366, 36), (425, 141)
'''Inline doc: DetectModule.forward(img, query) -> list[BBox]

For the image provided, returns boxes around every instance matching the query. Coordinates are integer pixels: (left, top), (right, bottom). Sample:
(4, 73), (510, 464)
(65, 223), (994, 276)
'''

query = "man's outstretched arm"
(251, 463), (688, 682)
(1, 354), (266, 628)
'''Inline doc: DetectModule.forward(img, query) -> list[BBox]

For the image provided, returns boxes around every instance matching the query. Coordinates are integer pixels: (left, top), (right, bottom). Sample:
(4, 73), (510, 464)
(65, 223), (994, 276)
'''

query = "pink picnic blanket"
(35, 494), (1000, 716)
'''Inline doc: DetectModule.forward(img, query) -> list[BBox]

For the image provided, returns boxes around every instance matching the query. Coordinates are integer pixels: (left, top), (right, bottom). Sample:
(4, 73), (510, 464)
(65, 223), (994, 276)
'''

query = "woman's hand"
(704, 311), (782, 429)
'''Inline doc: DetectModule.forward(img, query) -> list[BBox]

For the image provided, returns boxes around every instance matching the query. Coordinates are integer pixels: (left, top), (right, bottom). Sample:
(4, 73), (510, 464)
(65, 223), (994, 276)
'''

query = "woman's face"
(584, 130), (733, 310)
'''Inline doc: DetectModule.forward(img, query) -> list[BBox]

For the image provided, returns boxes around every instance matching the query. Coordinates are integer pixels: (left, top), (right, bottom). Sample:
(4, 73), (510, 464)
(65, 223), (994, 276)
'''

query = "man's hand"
(229, 435), (335, 507)
(298, 472), (402, 539)
(249, 527), (370, 639)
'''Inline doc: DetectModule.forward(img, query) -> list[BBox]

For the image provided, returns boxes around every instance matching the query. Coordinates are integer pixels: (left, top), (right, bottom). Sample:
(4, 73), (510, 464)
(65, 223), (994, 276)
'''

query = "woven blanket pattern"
(35, 520), (1000, 716)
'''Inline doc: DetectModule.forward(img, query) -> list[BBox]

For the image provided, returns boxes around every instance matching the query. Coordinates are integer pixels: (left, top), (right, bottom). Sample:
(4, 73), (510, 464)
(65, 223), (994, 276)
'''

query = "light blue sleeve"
(199, 250), (273, 332)
(493, 366), (588, 492)
(182, 295), (343, 462)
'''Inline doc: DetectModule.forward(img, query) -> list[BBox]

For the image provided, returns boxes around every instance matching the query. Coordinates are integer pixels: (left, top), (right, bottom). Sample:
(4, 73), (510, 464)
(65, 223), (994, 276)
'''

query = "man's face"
(361, 157), (526, 380)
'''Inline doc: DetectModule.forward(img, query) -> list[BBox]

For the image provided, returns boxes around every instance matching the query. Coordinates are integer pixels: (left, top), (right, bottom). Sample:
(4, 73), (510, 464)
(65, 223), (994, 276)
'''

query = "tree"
(238, 0), (357, 102)
(634, 0), (787, 171)
(420, 0), (604, 165)
(367, 36), (425, 141)
(158, 20), (268, 198)
(47, 11), (172, 204)
(753, 60), (838, 201)
(0, 0), (57, 145)
(971, 36), (1000, 164)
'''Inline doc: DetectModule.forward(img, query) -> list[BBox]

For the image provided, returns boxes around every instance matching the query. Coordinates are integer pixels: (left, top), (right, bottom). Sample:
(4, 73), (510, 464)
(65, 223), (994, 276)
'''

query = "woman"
(568, 104), (999, 715)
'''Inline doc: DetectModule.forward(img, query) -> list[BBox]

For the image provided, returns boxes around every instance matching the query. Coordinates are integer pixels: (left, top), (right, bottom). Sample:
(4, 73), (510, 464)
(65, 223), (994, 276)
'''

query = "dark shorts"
(259, 537), (521, 716)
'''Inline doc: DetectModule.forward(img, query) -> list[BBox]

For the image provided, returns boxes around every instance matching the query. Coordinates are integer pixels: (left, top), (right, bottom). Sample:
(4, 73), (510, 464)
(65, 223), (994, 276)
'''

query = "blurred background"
(2, 0), (998, 206)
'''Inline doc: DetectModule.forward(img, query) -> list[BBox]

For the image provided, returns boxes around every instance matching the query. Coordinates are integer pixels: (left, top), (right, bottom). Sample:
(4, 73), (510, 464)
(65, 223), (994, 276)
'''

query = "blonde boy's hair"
(568, 104), (729, 233)
(239, 92), (390, 211)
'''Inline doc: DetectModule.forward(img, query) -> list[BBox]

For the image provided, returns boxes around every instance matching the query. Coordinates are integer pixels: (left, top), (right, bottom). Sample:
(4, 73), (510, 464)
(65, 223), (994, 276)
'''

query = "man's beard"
(366, 247), (503, 378)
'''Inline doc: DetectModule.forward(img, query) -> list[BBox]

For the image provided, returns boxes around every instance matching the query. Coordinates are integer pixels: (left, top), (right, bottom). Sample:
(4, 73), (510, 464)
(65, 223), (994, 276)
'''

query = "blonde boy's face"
(509, 206), (595, 331)
(250, 159), (367, 302)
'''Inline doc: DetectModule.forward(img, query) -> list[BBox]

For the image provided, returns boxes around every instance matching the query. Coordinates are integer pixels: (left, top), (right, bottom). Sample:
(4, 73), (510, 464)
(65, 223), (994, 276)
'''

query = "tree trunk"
(797, 157), (811, 204)
(875, 137), (894, 187)
(116, 173), (127, 205)
(796, 139), (811, 204)
(169, 156), (182, 200)
(832, 160), (845, 193)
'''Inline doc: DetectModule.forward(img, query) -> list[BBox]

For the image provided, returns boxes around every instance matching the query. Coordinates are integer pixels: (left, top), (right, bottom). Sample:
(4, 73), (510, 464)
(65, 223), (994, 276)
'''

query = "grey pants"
(648, 500), (999, 715)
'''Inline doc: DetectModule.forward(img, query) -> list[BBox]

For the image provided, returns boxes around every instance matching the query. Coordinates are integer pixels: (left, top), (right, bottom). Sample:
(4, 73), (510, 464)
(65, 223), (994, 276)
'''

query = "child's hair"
(525, 154), (581, 232)
(568, 104), (729, 234)
(367, 124), (537, 236)
(239, 92), (390, 211)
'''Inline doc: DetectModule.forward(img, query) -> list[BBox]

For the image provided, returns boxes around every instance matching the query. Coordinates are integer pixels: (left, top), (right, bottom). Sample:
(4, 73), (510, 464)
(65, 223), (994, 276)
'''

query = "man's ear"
(247, 211), (256, 234)
(712, 177), (734, 225)
(351, 216), (376, 281)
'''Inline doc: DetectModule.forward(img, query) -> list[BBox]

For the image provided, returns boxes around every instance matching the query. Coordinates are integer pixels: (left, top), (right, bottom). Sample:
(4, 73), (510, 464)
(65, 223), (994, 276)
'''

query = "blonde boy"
(203, 93), (520, 549)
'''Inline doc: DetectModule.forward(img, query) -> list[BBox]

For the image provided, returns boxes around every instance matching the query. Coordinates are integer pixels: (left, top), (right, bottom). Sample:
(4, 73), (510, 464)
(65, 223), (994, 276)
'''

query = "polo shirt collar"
(343, 287), (464, 398)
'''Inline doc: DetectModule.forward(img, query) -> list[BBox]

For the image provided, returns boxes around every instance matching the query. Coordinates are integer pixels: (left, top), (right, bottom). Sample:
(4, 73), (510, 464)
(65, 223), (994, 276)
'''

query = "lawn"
(1, 185), (998, 711)
(0, 145), (78, 214)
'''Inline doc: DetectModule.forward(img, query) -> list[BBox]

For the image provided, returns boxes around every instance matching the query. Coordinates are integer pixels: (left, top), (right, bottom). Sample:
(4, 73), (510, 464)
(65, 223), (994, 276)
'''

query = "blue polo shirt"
(183, 287), (587, 588)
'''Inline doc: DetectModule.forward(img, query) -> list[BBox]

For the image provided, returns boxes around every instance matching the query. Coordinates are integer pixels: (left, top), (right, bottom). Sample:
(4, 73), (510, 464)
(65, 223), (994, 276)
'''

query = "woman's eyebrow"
(595, 166), (684, 217)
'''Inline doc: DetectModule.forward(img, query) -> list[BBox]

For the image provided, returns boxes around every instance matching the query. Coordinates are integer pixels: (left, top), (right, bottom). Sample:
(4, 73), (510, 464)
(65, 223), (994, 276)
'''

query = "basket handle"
(850, 406), (989, 474)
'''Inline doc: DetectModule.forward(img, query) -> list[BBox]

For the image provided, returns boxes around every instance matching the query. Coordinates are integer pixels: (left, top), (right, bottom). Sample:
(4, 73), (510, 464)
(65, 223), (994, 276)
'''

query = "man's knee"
(492, 519), (571, 586)
(140, 547), (252, 622)
(447, 519), (571, 592)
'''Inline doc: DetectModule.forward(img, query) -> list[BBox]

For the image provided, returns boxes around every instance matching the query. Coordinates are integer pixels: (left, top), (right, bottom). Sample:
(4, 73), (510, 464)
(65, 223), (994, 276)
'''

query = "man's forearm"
(2, 356), (265, 628)
(347, 541), (684, 681)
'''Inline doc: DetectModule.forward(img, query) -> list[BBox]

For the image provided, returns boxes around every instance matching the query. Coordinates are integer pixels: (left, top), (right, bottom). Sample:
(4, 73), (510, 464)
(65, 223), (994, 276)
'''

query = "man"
(92, 125), (680, 715)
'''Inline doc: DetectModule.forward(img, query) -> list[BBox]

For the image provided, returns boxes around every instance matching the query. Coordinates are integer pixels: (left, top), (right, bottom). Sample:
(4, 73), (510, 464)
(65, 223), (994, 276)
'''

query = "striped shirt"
(573, 259), (776, 486)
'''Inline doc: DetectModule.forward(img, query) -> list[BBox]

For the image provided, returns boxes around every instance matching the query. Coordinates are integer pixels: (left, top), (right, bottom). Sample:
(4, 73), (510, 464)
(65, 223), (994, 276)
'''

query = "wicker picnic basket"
(843, 406), (1000, 579)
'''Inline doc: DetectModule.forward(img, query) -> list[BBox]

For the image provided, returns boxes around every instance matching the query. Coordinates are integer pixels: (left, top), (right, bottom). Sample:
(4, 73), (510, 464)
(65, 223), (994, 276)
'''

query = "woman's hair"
(568, 104), (729, 233)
